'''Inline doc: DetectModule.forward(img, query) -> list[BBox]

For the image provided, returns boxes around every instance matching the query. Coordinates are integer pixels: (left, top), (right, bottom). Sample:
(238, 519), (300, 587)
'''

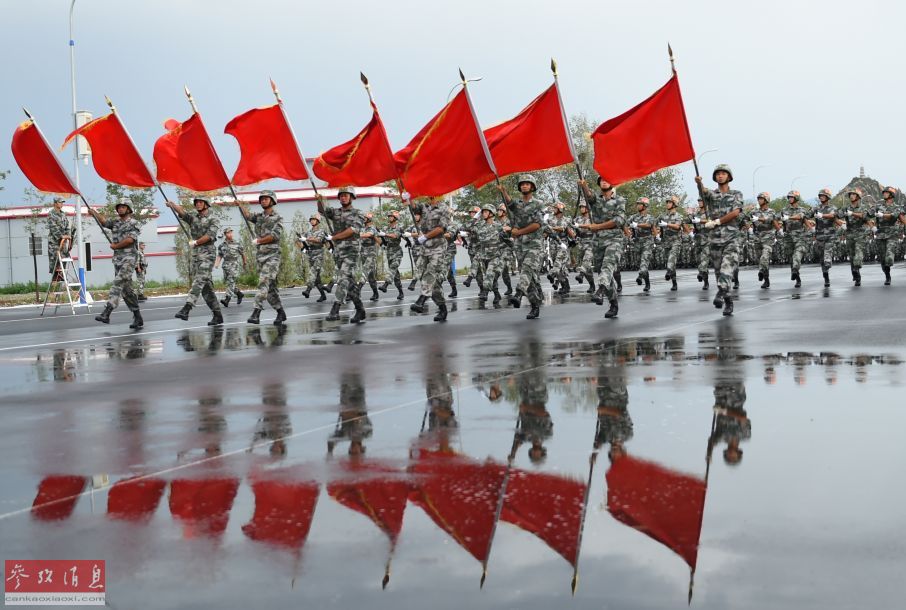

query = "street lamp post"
(696, 148), (719, 170)
(752, 164), (770, 198)
(69, 0), (86, 301)
(790, 175), (806, 191)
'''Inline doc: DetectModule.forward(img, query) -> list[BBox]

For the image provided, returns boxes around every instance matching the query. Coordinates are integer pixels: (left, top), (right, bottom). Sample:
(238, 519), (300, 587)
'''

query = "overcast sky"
(2, 0), (904, 204)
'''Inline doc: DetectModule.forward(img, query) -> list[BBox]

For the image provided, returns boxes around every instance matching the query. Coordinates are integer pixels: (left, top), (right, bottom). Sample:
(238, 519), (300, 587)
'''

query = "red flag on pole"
(592, 74), (695, 185)
(394, 89), (495, 197)
(224, 104), (310, 186)
(313, 102), (397, 188)
(153, 113), (231, 191)
(606, 454), (706, 570)
(107, 477), (167, 522)
(30, 475), (87, 521)
(242, 477), (320, 551)
(169, 477), (240, 539)
(62, 113), (155, 188)
(11, 120), (79, 195)
(327, 461), (409, 544)
(479, 84), (574, 185)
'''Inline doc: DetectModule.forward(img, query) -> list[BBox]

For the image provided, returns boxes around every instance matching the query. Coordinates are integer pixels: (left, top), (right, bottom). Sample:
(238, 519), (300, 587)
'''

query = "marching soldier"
(496, 203), (517, 295)
(443, 222), (458, 298)
(215, 227), (246, 306)
(237, 190), (289, 325)
(462, 206), (482, 289)
(628, 197), (656, 292)
(135, 242), (148, 301)
(578, 175), (625, 319)
(497, 174), (545, 319)
(89, 198), (143, 329)
(813, 188), (840, 287)
(873, 186), (904, 286)
(695, 164), (744, 316)
(841, 187), (870, 286)
(691, 197), (712, 290)
(475, 203), (505, 305)
(360, 212), (382, 302)
(658, 195), (684, 291)
(547, 202), (571, 295)
(46, 197), (72, 281)
(300, 215), (329, 302)
(573, 201), (597, 294)
(780, 190), (812, 288)
(317, 186), (367, 324)
(378, 210), (406, 300)
(750, 192), (779, 289)
(406, 193), (453, 322)
(406, 210), (424, 292)
(168, 196), (223, 326)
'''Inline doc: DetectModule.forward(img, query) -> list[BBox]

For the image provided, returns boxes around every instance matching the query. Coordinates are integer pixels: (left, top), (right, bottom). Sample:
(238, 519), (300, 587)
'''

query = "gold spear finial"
(551, 57), (558, 77)
(270, 77), (282, 103)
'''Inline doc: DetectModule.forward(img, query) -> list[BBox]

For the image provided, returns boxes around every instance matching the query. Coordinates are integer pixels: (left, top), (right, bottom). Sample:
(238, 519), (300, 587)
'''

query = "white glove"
(704, 220), (717, 229)
(403, 232), (411, 238)
(559, 243), (568, 250)
(876, 211), (886, 218)
(659, 221), (667, 227)
(690, 231), (696, 238)
(751, 215), (759, 222)
(846, 210), (853, 217)
(782, 214), (789, 221)
(692, 217), (701, 223)
(748, 228), (754, 234)
(777, 229), (784, 236)
(189, 239), (197, 248)
(326, 235), (333, 241)
(543, 213), (550, 222)
(631, 222), (638, 229)
(473, 210), (481, 219)
(458, 231), (468, 237)
(401, 191), (411, 202)
(840, 223), (847, 230)
(872, 226), (878, 233)
(378, 231), (386, 237)
(417, 235), (427, 245)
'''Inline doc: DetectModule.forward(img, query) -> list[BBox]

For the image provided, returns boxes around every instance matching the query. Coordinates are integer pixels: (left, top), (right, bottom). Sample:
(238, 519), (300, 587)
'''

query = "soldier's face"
(53, 200), (63, 211)
(714, 171), (730, 184)
(579, 206), (588, 215)
(883, 192), (893, 201)
(225, 231), (233, 241)
(598, 179), (612, 192)
(482, 210), (492, 220)
(849, 194), (859, 205)
(637, 204), (645, 213)
(497, 210), (506, 218)
(115, 205), (129, 217)
(259, 196), (274, 208)
(787, 197), (796, 205)
(310, 219), (317, 227)
(338, 193), (352, 206)
(818, 195), (829, 204)
(519, 183), (534, 195)
(758, 197), (768, 207)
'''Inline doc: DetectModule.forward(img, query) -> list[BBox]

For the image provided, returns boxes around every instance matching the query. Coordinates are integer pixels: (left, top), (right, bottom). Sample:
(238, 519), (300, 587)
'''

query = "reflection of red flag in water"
(327, 461), (408, 544)
(501, 469), (585, 566)
(107, 477), (167, 521)
(11, 120), (79, 195)
(408, 450), (506, 562)
(224, 104), (310, 186)
(169, 478), (240, 539)
(62, 113), (156, 188)
(606, 455), (706, 570)
(242, 478), (319, 551)
(153, 113), (231, 191)
(312, 102), (398, 188)
(592, 74), (695, 185)
(394, 89), (496, 198)
(479, 84), (574, 185)
(31, 475), (87, 521)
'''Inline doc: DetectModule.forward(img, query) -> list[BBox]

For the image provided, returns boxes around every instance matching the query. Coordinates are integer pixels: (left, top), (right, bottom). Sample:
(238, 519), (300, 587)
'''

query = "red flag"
(394, 89), (495, 197)
(11, 120), (79, 195)
(31, 475), (87, 521)
(480, 84), (573, 185)
(153, 113), (231, 191)
(242, 477), (320, 551)
(606, 455), (706, 569)
(592, 74), (695, 185)
(501, 469), (585, 566)
(327, 460), (409, 544)
(408, 449), (506, 562)
(62, 113), (155, 188)
(224, 104), (309, 186)
(107, 477), (167, 522)
(169, 477), (239, 539)
(313, 102), (397, 188)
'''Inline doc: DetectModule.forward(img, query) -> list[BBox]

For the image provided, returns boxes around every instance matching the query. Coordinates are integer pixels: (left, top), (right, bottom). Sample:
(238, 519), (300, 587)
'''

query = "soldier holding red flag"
(236, 190), (288, 326)
(407, 193), (453, 322)
(317, 187), (367, 324)
(89, 199), (143, 330)
(695, 164), (744, 316)
(497, 175), (545, 320)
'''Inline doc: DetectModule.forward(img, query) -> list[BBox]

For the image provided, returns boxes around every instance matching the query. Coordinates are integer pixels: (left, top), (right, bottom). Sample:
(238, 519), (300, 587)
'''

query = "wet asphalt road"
(0, 263), (904, 610)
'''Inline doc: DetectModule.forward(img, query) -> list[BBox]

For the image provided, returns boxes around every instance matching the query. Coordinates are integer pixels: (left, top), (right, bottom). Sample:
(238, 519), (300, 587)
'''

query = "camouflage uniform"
(691, 214), (712, 279)
(218, 239), (244, 301)
(780, 204), (812, 275)
(413, 200), (452, 307)
(573, 208), (595, 277)
(812, 202), (839, 272)
(701, 187), (744, 292)
(842, 201), (871, 272)
(475, 211), (505, 301)
(750, 207), (778, 275)
(873, 202), (901, 269)
(303, 224), (329, 288)
(360, 220), (380, 298)
(102, 216), (141, 312)
(179, 210), (221, 312)
(46, 208), (71, 274)
(249, 210), (285, 310)
(628, 212), (656, 277)
(443, 225), (459, 295)
(585, 190), (626, 302)
(135, 247), (147, 296)
(322, 205), (364, 305)
(508, 196), (546, 307)
(407, 222), (426, 290)
(382, 221), (405, 295)
(658, 210), (684, 277)
(547, 213), (571, 282)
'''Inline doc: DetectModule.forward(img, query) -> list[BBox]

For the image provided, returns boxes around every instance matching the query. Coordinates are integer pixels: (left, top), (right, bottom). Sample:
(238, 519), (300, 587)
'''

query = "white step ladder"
(40, 253), (92, 316)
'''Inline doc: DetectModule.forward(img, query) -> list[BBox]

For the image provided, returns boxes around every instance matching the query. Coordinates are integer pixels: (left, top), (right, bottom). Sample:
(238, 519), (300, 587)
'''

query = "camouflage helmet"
(52, 196), (65, 205)
(388, 210), (401, 219)
(757, 191), (771, 202)
(115, 197), (133, 213)
(786, 190), (801, 202)
(846, 187), (862, 199)
(882, 185), (897, 197)
(192, 195), (211, 207)
(222, 227), (234, 237)
(481, 203), (497, 214)
(818, 188), (833, 200)
(496, 203), (508, 213)
(364, 211), (373, 222)
(666, 195), (679, 206)
(578, 200), (589, 210)
(712, 164), (734, 182)
(516, 174), (537, 191)
(309, 214), (320, 223)
(258, 189), (278, 204)
(337, 186), (357, 199)
(470, 205), (481, 213)
(554, 201), (566, 211)
(636, 196), (649, 207)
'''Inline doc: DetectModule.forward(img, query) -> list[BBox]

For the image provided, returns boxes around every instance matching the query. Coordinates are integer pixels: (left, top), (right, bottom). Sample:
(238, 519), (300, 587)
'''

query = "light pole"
(696, 148), (719, 170)
(752, 164), (770, 198)
(790, 175), (806, 192)
(69, 0), (86, 300)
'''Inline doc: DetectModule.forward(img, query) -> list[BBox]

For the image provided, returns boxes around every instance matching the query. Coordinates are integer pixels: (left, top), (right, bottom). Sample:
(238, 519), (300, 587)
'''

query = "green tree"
(101, 183), (157, 227)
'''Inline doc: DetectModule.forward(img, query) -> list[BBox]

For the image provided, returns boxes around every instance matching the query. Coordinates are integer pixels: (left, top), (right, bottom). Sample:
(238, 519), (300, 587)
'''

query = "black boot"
(220, 295), (231, 308)
(605, 298), (619, 319)
(316, 285), (328, 302)
(702, 273), (710, 290)
(129, 309), (144, 329)
(793, 271), (801, 288)
(350, 298), (366, 324)
(697, 272), (703, 282)
(758, 270), (764, 281)
(302, 286), (312, 298)
(95, 303), (114, 324)
(379, 281), (389, 293)
(733, 270), (740, 290)
(273, 308), (287, 326)
(585, 273), (596, 294)
(503, 269), (513, 295)
(671, 276), (678, 291)
(208, 310), (224, 326)
(175, 303), (192, 321)
(369, 279), (380, 302)
(433, 302), (448, 322)
(593, 286), (605, 306)
(722, 294), (734, 316)
(394, 278), (404, 301)
(615, 271), (623, 293)
(883, 266), (891, 286)
(448, 280), (458, 298)
(508, 289), (525, 308)
(478, 286), (488, 301)
(665, 270), (672, 281)
(410, 295), (429, 313)
(558, 276), (570, 295)
(636, 273), (643, 286)
(236, 290), (244, 305)
(463, 275), (473, 288)
(247, 308), (262, 324)
(526, 304), (540, 320)
(824, 270), (831, 287)
(325, 302), (341, 321)
(853, 268), (861, 287)
(713, 289), (725, 309)
(761, 269), (770, 289)
(492, 285), (502, 305)
(575, 273), (584, 284)
(408, 278), (418, 291)
(324, 282), (335, 294)
(642, 272), (650, 293)
(137, 293), (147, 302)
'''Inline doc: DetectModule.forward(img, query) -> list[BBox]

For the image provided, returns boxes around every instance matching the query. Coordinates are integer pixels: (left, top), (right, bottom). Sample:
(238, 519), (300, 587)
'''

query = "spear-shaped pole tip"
(479, 567), (487, 589)
(22, 107), (33, 119)
(551, 57), (558, 75)
(104, 95), (114, 109)
(184, 84), (191, 98)
(382, 573), (390, 590)
(360, 72), (369, 86)
(459, 67), (466, 84)
(270, 77), (278, 93)
(571, 571), (578, 596)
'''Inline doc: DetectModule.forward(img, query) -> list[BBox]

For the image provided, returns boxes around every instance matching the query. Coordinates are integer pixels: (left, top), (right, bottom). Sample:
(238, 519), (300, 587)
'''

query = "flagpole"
(22, 108), (111, 245)
(689, 410), (718, 605)
(183, 86), (256, 236)
(479, 430), (520, 589)
(551, 59), (583, 181)
(571, 417), (602, 595)
(104, 96), (191, 240)
(668, 44), (701, 181)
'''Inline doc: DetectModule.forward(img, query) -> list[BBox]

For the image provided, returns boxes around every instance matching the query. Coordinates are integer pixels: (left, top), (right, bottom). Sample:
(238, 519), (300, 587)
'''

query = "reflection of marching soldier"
(709, 381), (750, 466)
(578, 176), (625, 318)
(237, 190), (288, 325)
(750, 192), (779, 289)
(318, 186), (367, 324)
(88, 198), (143, 329)
(169, 196), (223, 326)
(873, 186), (904, 286)
(628, 197), (656, 292)
(327, 371), (371, 457)
(841, 187), (870, 286)
(813, 188), (840, 287)
(215, 228), (246, 306)
(135, 242), (148, 301)
(46, 197), (72, 281)
(695, 164), (744, 316)
(658, 196), (684, 291)
(779, 190), (812, 288)
(252, 382), (292, 457)
(379, 210), (406, 300)
(594, 342), (631, 457)
(300, 215), (329, 302)
(511, 339), (551, 464)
